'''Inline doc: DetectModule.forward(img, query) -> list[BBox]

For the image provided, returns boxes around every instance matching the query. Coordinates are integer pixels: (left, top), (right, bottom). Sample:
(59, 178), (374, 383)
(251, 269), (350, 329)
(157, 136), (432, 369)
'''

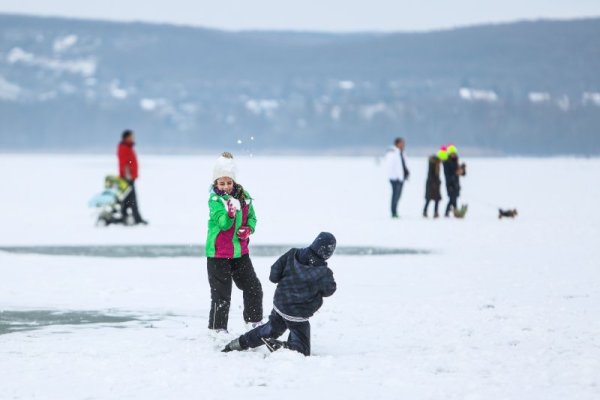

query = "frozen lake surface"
(0, 154), (599, 399)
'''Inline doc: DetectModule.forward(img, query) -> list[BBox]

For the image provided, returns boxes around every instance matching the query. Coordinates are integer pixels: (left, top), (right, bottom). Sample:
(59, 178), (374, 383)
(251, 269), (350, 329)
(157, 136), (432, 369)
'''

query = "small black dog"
(498, 209), (518, 219)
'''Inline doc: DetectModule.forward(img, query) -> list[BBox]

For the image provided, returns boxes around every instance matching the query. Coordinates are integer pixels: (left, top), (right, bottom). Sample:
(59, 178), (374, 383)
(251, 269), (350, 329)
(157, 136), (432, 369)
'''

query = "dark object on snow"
(499, 208), (518, 219)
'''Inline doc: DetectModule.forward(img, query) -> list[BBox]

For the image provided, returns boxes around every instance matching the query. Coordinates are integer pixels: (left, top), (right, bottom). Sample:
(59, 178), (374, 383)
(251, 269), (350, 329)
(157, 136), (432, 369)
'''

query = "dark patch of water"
(0, 245), (430, 258)
(0, 310), (144, 336)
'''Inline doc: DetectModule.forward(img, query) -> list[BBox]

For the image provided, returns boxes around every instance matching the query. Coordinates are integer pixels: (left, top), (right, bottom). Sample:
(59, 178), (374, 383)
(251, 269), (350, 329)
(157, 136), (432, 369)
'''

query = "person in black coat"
(423, 153), (443, 218)
(222, 232), (337, 356)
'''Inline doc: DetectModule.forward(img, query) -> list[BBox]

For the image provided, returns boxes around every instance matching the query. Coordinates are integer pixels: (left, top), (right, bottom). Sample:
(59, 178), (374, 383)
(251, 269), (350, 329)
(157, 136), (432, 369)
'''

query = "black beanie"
(296, 232), (337, 266)
(309, 232), (337, 260)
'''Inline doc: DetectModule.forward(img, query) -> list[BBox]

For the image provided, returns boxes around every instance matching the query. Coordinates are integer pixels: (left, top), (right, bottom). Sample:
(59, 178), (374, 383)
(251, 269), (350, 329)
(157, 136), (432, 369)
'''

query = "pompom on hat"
(213, 152), (237, 181)
(437, 146), (449, 161)
(446, 144), (458, 155)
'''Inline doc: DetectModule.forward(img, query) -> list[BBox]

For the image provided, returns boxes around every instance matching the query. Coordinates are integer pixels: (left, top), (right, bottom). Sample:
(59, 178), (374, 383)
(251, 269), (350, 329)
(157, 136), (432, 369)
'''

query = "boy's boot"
(261, 338), (287, 352)
(222, 338), (243, 353)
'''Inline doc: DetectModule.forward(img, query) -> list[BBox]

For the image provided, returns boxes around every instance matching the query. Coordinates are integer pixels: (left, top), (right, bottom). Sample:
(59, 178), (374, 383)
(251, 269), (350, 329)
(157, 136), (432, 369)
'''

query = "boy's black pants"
(207, 254), (263, 330)
(239, 309), (311, 356)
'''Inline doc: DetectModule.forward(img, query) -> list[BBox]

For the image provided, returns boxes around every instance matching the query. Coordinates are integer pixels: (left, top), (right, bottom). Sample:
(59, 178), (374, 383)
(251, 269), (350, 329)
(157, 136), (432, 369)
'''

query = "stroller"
(88, 175), (134, 226)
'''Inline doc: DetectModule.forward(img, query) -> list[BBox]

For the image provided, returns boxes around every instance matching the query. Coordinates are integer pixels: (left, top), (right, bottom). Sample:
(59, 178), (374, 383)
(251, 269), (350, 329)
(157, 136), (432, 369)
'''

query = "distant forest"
(1, 14), (599, 155)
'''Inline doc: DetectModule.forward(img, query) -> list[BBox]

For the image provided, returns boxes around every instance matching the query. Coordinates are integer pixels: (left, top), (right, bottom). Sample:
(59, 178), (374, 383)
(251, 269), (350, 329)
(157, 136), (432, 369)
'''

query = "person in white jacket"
(383, 137), (410, 218)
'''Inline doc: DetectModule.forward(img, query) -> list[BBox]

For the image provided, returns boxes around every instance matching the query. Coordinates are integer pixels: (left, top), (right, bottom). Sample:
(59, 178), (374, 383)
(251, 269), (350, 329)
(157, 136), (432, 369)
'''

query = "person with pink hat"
(442, 144), (466, 217)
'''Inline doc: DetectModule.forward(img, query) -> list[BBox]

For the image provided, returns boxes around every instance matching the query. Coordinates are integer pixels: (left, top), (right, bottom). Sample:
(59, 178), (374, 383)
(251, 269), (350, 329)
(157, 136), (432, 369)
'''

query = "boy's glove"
(227, 200), (238, 218)
(237, 226), (252, 240)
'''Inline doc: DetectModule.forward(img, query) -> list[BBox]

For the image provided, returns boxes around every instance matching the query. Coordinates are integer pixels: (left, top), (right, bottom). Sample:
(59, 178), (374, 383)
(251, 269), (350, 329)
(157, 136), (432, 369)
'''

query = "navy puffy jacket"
(270, 249), (337, 319)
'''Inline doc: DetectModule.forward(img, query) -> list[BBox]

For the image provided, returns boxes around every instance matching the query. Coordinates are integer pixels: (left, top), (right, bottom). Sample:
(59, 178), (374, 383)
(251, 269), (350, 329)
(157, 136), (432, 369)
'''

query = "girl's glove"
(227, 200), (238, 218)
(237, 226), (252, 240)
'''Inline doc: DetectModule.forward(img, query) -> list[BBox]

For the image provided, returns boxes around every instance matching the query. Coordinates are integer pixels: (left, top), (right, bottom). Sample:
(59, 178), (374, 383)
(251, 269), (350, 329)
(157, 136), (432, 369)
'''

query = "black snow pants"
(445, 193), (458, 216)
(123, 181), (144, 223)
(423, 199), (440, 216)
(239, 309), (311, 356)
(207, 254), (263, 331)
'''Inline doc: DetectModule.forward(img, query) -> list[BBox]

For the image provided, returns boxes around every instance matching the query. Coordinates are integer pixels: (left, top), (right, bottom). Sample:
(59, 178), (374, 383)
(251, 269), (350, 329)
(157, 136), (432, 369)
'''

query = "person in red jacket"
(117, 130), (147, 225)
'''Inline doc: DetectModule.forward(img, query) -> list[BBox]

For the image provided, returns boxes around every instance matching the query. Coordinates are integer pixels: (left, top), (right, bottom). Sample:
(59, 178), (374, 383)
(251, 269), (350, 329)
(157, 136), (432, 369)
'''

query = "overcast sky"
(1, 0), (599, 32)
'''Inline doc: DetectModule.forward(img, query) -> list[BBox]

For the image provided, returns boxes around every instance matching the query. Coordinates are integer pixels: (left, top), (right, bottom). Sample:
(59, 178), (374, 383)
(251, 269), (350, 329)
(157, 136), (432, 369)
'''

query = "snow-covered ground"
(1, 154), (599, 399)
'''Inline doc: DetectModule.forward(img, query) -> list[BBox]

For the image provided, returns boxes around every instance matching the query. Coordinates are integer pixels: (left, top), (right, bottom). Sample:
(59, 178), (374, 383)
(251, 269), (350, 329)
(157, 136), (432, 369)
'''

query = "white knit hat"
(213, 152), (237, 181)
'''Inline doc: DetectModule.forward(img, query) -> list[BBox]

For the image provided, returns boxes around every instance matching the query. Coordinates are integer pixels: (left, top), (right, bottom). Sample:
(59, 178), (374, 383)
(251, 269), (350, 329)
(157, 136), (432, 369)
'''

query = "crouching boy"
(222, 232), (337, 356)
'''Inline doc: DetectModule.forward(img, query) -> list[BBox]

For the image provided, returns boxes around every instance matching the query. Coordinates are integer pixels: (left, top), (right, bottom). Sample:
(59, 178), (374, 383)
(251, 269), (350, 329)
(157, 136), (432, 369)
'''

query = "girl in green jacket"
(206, 152), (263, 333)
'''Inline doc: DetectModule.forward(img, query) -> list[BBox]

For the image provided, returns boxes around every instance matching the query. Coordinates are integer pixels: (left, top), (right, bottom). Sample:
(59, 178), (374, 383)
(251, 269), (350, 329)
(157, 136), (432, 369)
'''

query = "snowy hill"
(1, 14), (600, 154)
